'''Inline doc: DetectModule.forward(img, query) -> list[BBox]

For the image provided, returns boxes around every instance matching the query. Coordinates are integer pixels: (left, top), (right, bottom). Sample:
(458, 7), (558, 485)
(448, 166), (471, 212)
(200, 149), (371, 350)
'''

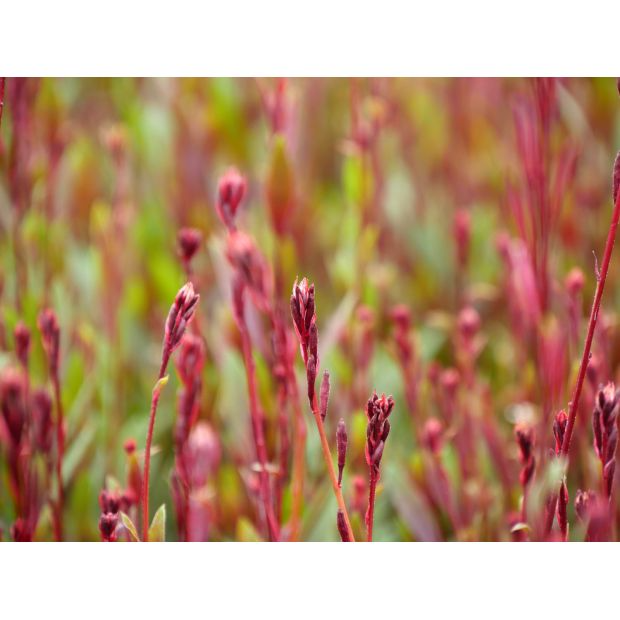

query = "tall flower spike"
(365, 392), (395, 542)
(143, 283), (199, 541)
(544, 146), (620, 538)
(290, 276), (355, 541)
(216, 167), (246, 230)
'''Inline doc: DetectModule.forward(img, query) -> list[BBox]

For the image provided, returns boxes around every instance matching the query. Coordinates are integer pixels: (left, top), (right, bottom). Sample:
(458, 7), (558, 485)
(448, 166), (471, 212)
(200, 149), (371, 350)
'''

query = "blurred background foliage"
(1, 78), (620, 541)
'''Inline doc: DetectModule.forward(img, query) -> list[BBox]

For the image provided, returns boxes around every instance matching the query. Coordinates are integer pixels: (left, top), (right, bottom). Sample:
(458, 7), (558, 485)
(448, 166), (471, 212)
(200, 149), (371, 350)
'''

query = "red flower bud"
(99, 512), (119, 542)
(177, 227), (203, 269)
(365, 392), (394, 475)
(553, 409), (568, 456)
(124, 438), (137, 454)
(0, 368), (26, 447)
(162, 283), (199, 372)
(99, 489), (121, 514)
(290, 277), (316, 362)
(337, 510), (350, 542)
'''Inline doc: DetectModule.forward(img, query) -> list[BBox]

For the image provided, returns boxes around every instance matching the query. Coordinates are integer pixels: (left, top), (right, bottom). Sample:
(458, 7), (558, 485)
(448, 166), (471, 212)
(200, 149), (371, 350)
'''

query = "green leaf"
(153, 375), (169, 396)
(236, 517), (263, 542)
(120, 512), (139, 542)
(148, 504), (166, 542)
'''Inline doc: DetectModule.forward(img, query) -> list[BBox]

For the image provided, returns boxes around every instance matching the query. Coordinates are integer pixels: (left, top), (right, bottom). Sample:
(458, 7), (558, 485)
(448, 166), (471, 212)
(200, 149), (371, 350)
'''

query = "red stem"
(141, 367), (166, 540)
(238, 318), (279, 542)
(309, 391), (355, 541)
(367, 468), (377, 542)
(544, 190), (620, 537)
(52, 373), (64, 541)
(0, 78), (5, 132)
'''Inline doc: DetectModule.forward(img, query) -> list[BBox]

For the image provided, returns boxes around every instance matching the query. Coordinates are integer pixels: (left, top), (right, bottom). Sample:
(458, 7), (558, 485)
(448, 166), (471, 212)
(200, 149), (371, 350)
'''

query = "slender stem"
(544, 190), (620, 537)
(367, 468), (377, 542)
(52, 373), (64, 541)
(274, 388), (288, 524)
(238, 319), (279, 542)
(310, 392), (355, 542)
(282, 336), (306, 540)
(142, 369), (165, 540)
(521, 485), (528, 525)
(289, 391), (306, 541)
(0, 78), (5, 132)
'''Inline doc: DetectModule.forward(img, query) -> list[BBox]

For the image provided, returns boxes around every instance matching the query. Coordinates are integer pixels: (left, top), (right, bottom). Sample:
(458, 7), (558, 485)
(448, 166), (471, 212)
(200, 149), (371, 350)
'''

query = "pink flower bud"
(216, 167), (246, 229)
(565, 267), (585, 296)
(163, 283), (199, 371)
(457, 306), (481, 340)
(177, 227), (203, 269)
(422, 418), (443, 455)
(185, 422), (221, 489)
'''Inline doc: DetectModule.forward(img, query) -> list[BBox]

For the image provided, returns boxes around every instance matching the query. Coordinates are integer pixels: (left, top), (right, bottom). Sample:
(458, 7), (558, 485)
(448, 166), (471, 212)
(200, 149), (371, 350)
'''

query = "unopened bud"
(319, 371), (330, 422)
(337, 510), (350, 542)
(216, 167), (246, 229)
(336, 418), (348, 487)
